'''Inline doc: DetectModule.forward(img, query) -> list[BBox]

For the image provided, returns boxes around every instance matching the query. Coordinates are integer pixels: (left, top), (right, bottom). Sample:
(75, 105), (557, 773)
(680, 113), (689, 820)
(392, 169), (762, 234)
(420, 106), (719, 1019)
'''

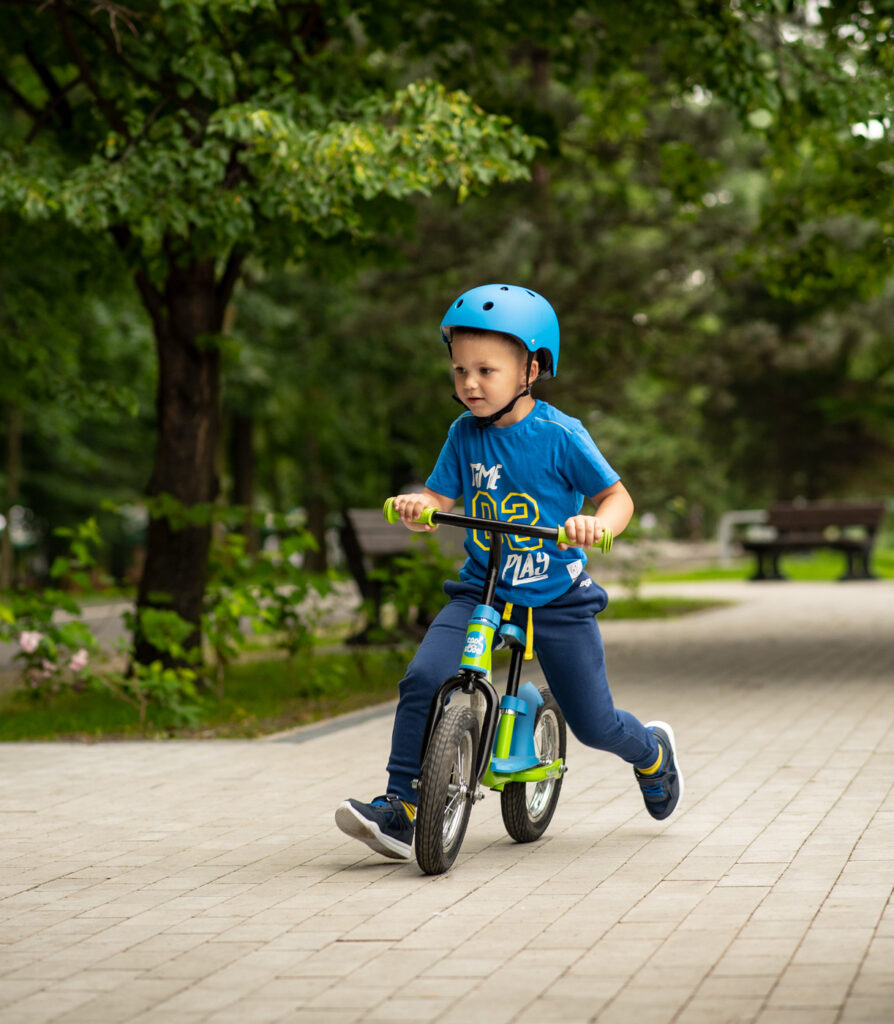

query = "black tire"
(500, 687), (566, 843)
(415, 706), (479, 875)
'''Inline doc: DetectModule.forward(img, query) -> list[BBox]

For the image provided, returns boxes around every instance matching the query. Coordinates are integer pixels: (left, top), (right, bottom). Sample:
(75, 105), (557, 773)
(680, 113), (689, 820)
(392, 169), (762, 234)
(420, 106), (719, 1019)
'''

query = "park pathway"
(1, 579), (893, 1023)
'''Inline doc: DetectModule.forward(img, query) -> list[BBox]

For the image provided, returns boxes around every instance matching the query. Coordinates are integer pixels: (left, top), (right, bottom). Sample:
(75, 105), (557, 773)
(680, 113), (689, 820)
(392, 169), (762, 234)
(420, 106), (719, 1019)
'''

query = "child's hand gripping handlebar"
(383, 497), (613, 553)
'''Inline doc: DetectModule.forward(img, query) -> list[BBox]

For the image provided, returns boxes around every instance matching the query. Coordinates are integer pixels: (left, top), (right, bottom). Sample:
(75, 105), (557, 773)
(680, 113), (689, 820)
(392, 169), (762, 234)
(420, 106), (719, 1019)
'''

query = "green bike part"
(492, 710), (516, 760)
(556, 523), (613, 553)
(382, 497), (437, 527)
(481, 758), (565, 791)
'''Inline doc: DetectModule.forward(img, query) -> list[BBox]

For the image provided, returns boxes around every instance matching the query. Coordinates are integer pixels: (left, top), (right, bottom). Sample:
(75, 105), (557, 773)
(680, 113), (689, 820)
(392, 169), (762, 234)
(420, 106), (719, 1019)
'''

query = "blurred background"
(1, 1), (891, 735)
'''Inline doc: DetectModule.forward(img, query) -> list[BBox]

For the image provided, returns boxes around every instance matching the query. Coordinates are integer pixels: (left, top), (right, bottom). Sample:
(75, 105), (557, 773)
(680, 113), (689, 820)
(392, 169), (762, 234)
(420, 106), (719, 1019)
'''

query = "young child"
(336, 283), (683, 860)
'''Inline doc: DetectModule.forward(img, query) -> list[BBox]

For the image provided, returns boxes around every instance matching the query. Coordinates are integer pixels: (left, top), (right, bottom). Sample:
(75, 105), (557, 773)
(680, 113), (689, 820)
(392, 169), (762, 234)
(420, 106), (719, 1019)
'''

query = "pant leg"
(530, 575), (659, 769)
(385, 581), (480, 802)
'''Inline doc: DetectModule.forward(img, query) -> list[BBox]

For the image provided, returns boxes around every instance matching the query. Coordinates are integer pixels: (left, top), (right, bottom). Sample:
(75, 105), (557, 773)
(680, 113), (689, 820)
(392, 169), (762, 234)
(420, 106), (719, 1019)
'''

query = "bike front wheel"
(415, 705), (479, 875)
(500, 686), (567, 843)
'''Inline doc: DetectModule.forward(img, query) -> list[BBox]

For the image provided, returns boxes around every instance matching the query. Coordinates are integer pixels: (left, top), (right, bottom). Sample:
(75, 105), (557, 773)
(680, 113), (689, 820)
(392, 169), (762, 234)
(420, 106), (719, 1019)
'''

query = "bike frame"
(383, 499), (611, 796)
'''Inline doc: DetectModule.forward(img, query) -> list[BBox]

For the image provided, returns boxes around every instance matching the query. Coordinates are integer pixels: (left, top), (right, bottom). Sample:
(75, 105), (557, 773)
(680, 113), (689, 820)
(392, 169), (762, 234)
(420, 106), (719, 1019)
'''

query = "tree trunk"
(133, 256), (230, 665)
(303, 496), (329, 573)
(1, 404), (22, 589)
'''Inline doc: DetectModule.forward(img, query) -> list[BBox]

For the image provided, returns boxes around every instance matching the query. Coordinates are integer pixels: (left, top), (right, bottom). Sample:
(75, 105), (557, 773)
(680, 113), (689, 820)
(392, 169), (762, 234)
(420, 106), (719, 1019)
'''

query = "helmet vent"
(526, 290), (535, 297)
(455, 299), (464, 307)
(500, 286), (509, 291)
(482, 301), (494, 310)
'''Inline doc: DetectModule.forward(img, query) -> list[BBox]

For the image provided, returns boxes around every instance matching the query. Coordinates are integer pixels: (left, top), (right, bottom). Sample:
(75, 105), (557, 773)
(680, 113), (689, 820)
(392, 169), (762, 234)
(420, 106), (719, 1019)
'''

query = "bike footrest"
(489, 754), (541, 774)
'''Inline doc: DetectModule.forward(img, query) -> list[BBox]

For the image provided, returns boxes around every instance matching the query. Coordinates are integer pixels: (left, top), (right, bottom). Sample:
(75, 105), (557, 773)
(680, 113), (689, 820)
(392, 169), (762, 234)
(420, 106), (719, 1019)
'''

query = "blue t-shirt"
(425, 400), (620, 606)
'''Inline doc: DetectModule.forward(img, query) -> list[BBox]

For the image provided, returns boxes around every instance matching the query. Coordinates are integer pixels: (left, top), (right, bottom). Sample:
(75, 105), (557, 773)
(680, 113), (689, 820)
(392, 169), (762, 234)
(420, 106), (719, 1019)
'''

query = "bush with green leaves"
(0, 518), (104, 698)
(201, 519), (329, 695)
(1, 506), (331, 730)
(371, 535), (459, 637)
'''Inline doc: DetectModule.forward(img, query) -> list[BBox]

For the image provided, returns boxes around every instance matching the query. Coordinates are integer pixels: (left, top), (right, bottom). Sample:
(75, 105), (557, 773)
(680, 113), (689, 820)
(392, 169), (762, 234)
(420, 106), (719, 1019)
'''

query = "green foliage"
(0, 646), (411, 741)
(0, 506), (333, 728)
(0, 5), (537, 274)
(0, 519), (104, 698)
(200, 520), (327, 696)
(2, 0), (893, 579)
(371, 535), (459, 634)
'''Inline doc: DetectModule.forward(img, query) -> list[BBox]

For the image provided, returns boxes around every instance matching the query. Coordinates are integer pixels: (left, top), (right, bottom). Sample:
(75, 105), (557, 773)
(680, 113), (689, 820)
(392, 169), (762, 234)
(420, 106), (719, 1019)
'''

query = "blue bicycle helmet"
(440, 283), (560, 380)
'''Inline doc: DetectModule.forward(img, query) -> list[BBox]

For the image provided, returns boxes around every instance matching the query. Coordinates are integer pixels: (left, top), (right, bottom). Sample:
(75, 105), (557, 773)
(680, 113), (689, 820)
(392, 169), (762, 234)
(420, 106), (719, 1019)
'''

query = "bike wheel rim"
(442, 730), (474, 850)
(527, 709), (559, 821)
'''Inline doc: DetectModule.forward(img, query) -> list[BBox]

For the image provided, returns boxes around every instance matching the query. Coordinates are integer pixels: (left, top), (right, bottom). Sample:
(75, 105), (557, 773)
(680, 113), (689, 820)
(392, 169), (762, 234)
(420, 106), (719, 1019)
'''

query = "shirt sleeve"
(563, 425), (620, 497)
(425, 419), (464, 500)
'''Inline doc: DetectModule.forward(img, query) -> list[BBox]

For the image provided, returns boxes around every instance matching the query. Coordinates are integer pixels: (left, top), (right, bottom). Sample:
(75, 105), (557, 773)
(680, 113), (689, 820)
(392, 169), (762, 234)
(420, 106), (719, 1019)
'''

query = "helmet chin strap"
(452, 352), (535, 428)
(452, 385), (532, 428)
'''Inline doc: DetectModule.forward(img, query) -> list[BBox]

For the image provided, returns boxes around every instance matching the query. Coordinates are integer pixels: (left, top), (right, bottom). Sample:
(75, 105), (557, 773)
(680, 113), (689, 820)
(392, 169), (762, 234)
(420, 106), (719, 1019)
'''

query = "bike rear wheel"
(415, 706), (479, 875)
(500, 687), (566, 843)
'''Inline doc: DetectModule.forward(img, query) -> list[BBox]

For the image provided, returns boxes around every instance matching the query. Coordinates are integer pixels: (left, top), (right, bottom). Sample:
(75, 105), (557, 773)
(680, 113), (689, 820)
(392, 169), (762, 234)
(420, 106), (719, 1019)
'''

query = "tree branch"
(67, 3), (171, 98)
(25, 72), (83, 143)
(0, 72), (41, 118)
(78, 0), (141, 52)
(216, 247), (247, 315)
(55, 1), (129, 135)
(111, 224), (166, 328)
(22, 39), (74, 129)
(109, 97), (167, 162)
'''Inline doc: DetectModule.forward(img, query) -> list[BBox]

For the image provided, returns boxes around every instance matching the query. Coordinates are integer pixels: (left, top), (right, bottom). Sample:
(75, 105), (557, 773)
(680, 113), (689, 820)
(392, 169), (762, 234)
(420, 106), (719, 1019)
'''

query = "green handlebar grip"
(382, 498), (437, 528)
(556, 524), (613, 553)
(383, 497), (400, 523)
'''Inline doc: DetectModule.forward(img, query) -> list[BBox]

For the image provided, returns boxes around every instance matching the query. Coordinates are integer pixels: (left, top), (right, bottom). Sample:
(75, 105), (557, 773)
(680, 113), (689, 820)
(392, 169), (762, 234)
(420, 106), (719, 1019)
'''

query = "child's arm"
(389, 488), (456, 532)
(559, 481), (634, 550)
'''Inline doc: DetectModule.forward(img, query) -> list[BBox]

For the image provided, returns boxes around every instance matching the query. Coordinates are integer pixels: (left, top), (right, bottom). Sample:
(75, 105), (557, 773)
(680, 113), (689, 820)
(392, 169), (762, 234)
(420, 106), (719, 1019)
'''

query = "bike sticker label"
(464, 631), (486, 657)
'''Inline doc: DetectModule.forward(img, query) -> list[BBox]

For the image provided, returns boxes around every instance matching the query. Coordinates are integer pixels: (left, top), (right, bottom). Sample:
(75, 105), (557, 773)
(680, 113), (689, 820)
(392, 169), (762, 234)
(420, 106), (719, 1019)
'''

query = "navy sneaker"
(634, 722), (684, 821)
(335, 794), (415, 860)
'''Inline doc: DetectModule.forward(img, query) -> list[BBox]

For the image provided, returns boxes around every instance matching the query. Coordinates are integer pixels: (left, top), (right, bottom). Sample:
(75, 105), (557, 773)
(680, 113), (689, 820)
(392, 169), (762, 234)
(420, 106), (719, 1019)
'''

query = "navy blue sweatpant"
(385, 574), (660, 803)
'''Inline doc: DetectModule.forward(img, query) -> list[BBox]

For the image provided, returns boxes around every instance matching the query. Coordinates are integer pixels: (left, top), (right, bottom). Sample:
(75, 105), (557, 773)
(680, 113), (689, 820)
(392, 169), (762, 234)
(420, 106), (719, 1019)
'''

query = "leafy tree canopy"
(0, 0), (539, 278)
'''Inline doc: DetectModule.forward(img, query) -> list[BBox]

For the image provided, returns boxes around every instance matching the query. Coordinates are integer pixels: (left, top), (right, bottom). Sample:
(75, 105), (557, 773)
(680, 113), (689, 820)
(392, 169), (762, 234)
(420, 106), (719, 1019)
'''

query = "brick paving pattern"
(1, 580), (892, 1024)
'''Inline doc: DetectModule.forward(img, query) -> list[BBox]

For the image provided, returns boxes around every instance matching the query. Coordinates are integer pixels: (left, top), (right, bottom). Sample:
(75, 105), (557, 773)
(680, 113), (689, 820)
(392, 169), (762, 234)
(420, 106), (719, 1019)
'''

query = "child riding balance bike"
(336, 283), (683, 873)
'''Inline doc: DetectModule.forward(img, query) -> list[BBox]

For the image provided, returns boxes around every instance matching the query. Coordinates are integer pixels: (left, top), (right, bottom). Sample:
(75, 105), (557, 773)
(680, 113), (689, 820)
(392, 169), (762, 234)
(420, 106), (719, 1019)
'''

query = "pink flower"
(18, 631), (42, 654)
(68, 649), (89, 673)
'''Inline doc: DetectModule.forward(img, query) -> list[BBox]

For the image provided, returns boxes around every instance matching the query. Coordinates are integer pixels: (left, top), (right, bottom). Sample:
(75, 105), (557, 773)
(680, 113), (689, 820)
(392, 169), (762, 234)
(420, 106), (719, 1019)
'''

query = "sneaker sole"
(335, 802), (413, 861)
(644, 720), (685, 818)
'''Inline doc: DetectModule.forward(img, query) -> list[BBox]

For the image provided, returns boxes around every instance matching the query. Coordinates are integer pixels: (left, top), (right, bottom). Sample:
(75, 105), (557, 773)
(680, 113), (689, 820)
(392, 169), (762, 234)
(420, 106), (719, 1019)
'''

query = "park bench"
(741, 500), (885, 581)
(339, 507), (414, 622)
(339, 507), (463, 639)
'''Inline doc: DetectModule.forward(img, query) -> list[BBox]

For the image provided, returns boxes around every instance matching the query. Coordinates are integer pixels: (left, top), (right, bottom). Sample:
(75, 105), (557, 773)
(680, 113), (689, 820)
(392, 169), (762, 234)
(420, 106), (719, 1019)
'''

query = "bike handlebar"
(383, 497), (613, 553)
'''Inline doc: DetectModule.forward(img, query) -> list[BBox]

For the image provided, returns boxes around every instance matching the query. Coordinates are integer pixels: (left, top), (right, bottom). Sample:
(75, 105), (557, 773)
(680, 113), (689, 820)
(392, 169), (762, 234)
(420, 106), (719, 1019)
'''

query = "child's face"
(451, 332), (538, 425)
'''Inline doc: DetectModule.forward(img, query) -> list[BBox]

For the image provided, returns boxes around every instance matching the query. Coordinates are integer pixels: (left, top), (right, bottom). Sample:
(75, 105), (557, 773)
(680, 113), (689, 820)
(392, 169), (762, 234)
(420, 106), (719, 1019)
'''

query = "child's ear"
(527, 355), (540, 385)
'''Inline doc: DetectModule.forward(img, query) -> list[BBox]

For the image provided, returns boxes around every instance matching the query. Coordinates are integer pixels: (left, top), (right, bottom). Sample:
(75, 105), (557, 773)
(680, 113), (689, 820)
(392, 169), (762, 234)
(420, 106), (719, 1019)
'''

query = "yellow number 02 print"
(471, 492), (542, 552)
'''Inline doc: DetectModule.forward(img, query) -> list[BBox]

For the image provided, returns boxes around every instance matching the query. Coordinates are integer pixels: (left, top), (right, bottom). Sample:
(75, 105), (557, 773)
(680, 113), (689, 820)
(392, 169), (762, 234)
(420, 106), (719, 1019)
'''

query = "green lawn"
(0, 648), (409, 742)
(599, 596), (728, 619)
(646, 546), (894, 583)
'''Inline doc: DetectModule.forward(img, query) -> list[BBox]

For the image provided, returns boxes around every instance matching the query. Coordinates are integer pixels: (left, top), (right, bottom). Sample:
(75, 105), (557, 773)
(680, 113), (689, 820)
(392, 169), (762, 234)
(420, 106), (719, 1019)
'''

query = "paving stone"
(1, 580), (893, 1023)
